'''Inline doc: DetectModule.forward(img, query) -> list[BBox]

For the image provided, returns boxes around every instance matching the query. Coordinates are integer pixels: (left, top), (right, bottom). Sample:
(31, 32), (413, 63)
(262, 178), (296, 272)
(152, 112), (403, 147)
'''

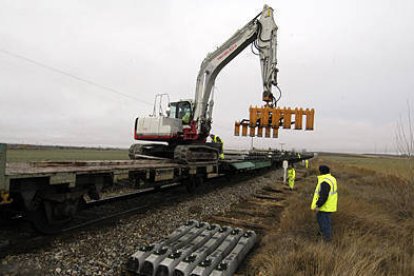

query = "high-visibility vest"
(311, 173), (338, 212)
(288, 168), (296, 180)
(212, 135), (224, 159)
(182, 113), (190, 124)
(212, 135), (221, 143)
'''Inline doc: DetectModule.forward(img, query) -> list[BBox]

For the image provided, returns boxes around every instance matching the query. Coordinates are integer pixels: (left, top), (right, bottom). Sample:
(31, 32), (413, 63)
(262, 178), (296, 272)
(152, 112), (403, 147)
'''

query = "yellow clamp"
(0, 191), (13, 205)
(235, 106), (315, 138)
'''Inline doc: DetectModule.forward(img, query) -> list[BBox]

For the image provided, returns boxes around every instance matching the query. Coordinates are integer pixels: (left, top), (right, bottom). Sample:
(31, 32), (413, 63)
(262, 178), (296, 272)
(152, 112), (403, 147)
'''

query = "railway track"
(1, 143), (312, 234)
(0, 147), (313, 271)
(0, 172), (256, 258)
(0, 167), (293, 275)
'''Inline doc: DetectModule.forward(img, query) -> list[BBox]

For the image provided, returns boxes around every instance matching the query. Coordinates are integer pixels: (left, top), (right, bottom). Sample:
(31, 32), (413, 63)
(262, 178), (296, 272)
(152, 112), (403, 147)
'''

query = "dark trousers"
(317, 211), (332, 241)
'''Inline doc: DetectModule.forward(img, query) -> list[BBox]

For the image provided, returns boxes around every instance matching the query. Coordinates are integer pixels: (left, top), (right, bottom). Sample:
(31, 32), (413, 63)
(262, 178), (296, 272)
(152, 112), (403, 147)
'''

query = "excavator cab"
(167, 100), (193, 125)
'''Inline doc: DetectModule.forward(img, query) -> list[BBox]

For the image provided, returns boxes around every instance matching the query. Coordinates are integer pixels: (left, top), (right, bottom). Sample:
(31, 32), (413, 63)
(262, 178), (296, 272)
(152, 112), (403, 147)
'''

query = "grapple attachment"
(234, 106), (315, 138)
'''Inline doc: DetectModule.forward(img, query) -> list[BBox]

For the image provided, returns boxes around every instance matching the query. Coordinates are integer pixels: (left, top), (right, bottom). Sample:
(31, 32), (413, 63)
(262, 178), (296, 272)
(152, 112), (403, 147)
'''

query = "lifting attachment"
(234, 107), (315, 138)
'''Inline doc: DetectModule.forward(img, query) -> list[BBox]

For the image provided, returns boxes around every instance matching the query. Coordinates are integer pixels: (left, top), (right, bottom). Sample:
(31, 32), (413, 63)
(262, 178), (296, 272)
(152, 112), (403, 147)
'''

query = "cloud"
(0, 0), (413, 153)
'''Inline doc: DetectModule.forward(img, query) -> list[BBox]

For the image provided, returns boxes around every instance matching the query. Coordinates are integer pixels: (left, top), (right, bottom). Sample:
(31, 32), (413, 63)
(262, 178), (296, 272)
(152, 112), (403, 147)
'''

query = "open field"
(244, 154), (414, 275)
(319, 153), (413, 180)
(5, 147), (129, 162)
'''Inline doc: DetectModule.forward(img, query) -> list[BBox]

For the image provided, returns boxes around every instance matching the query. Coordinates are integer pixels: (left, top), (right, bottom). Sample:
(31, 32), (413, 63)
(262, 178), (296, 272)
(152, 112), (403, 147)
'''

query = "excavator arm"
(192, 5), (279, 138)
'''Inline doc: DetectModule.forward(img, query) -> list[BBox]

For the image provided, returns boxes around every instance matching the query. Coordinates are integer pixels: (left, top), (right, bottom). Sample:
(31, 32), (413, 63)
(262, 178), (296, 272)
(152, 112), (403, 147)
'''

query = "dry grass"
(246, 157), (414, 276)
(320, 154), (414, 181)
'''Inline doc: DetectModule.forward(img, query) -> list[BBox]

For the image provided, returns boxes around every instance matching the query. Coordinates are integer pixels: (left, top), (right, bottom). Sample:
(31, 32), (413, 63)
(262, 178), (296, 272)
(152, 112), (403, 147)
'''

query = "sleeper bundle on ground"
(125, 220), (257, 276)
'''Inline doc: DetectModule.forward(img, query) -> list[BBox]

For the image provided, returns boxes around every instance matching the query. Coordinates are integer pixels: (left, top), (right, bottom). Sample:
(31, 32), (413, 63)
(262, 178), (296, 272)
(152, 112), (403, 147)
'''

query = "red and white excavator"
(129, 5), (280, 162)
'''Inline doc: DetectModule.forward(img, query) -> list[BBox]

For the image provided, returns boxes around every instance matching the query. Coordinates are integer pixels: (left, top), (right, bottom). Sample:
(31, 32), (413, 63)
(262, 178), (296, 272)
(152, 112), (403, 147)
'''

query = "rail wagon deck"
(0, 143), (312, 232)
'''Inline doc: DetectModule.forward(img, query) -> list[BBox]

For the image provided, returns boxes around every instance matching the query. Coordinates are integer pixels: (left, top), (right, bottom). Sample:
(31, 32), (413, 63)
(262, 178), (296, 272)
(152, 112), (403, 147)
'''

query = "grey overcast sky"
(0, 0), (413, 153)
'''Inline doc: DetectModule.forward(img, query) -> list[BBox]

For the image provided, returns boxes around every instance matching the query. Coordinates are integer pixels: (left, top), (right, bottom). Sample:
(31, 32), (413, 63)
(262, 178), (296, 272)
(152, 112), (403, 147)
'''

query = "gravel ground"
(0, 169), (281, 275)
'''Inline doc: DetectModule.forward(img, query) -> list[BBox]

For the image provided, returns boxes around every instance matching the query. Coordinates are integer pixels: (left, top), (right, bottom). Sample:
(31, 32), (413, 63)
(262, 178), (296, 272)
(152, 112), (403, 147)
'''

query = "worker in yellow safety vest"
(179, 108), (191, 124)
(311, 165), (338, 241)
(305, 159), (309, 169)
(210, 134), (224, 159)
(287, 164), (296, 190)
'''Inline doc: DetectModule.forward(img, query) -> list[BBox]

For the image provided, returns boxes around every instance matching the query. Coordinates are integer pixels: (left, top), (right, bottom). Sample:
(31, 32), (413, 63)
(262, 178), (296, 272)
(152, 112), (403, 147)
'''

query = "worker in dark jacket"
(311, 165), (338, 241)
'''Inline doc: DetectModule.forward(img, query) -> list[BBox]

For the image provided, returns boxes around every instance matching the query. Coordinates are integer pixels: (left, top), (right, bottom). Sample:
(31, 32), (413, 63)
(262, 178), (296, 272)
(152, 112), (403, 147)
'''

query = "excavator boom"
(193, 5), (280, 139)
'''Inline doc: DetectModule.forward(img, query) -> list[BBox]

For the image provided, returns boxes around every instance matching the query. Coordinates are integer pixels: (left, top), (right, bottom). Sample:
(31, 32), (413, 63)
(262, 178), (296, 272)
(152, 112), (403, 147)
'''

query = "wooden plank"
(210, 216), (271, 230)
(5, 159), (179, 176)
(230, 208), (273, 218)
(253, 194), (280, 200)
(246, 199), (285, 208)
(5, 159), (218, 177)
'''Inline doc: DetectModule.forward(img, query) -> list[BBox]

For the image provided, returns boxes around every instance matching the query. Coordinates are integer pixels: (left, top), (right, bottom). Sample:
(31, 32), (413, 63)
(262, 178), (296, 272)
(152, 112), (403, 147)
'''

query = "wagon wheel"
(185, 175), (203, 193)
(27, 197), (85, 234)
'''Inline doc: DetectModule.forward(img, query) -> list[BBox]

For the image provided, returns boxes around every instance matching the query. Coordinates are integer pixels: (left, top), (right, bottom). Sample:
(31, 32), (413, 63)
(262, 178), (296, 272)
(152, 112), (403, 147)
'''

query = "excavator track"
(174, 145), (219, 164)
(130, 144), (219, 163)
(129, 144), (174, 160)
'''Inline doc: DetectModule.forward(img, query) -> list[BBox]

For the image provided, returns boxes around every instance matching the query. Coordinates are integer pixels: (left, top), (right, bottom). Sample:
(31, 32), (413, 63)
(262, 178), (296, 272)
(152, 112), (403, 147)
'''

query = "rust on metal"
(294, 108), (303, 129)
(234, 121), (240, 136)
(305, 108), (315, 130)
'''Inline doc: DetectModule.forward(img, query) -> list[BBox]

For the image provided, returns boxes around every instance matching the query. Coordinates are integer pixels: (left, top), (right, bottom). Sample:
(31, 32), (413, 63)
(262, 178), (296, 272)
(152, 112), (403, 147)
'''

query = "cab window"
(176, 102), (192, 124)
(168, 103), (177, 119)
(177, 102), (191, 119)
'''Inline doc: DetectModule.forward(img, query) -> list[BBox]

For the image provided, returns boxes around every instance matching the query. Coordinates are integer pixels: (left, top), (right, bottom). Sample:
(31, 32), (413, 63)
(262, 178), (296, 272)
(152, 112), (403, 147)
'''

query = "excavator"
(129, 5), (314, 163)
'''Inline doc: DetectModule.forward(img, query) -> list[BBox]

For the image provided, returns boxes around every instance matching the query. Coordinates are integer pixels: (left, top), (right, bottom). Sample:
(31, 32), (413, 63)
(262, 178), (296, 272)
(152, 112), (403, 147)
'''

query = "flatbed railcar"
(0, 143), (312, 231)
